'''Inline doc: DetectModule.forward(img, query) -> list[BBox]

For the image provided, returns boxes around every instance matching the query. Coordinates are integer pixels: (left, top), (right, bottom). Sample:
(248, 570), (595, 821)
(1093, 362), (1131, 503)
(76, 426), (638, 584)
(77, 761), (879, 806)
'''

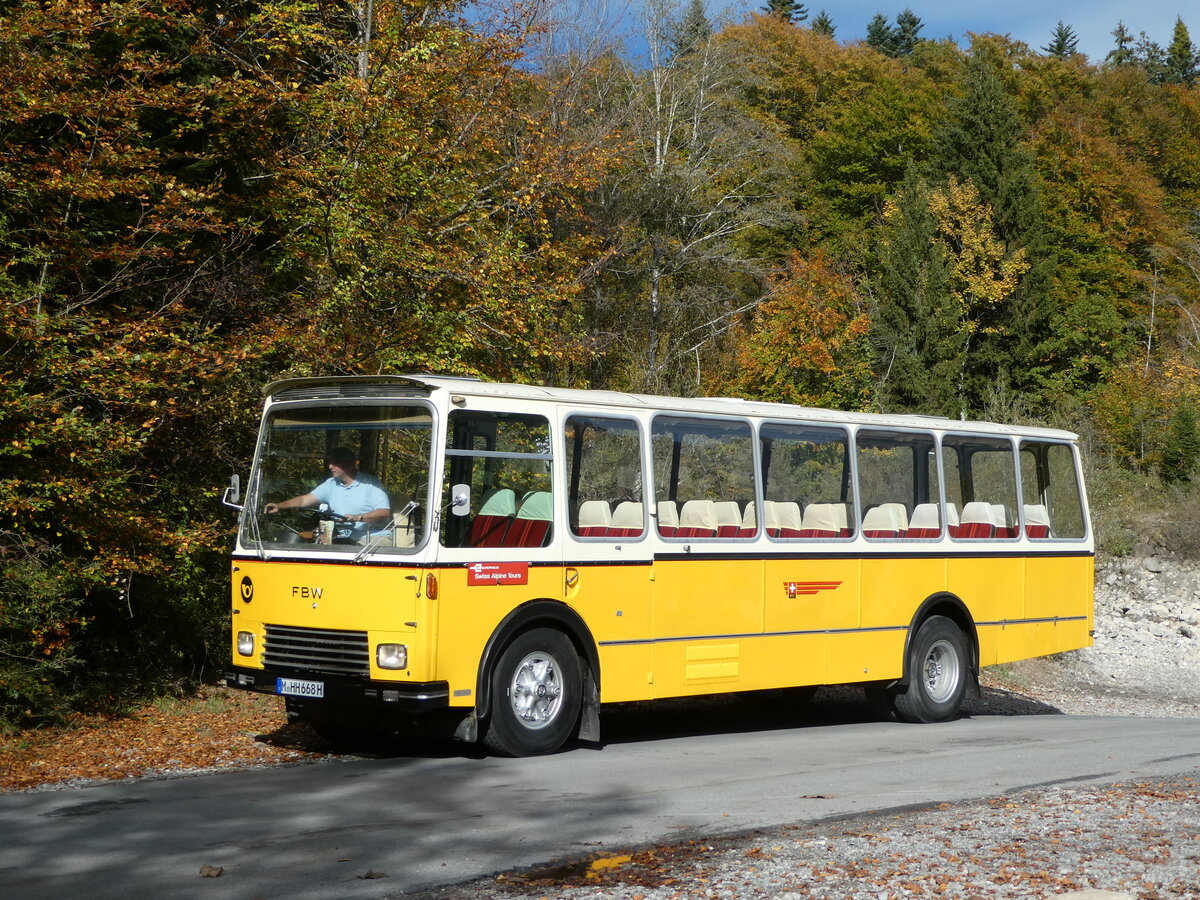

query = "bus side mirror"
(451, 484), (471, 516)
(222, 474), (243, 511)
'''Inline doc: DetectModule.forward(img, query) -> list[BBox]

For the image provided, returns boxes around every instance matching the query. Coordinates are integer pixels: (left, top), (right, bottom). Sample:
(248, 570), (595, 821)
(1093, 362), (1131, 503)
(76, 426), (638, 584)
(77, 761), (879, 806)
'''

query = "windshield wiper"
(354, 500), (418, 563)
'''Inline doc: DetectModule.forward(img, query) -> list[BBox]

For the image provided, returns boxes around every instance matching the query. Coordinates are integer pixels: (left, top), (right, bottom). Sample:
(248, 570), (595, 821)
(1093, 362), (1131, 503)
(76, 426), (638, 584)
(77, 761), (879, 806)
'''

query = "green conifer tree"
(811, 9), (835, 37)
(1042, 21), (1079, 58)
(893, 8), (924, 56)
(1160, 401), (1200, 484)
(1164, 17), (1199, 85)
(764, 0), (807, 24)
(1106, 22), (1135, 66)
(673, 0), (713, 56)
(865, 13), (895, 55)
(930, 49), (1055, 409)
(1134, 32), (1167, 82)
(872, 169), (962, 416)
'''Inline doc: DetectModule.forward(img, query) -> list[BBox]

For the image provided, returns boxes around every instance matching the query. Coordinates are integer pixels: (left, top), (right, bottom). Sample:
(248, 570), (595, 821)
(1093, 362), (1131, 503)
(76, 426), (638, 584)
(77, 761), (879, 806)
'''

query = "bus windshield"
(243, 403), (434, 554)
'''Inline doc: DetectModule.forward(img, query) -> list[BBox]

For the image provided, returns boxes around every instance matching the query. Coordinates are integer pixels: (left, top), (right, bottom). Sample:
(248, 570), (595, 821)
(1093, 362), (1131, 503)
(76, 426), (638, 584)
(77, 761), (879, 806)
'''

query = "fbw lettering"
(292, 586), (324, 599)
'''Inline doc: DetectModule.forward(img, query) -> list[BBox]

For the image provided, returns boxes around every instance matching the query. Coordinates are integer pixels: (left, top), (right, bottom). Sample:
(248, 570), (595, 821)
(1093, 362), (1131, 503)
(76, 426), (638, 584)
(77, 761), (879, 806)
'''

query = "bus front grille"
(263, 625), (371, 677)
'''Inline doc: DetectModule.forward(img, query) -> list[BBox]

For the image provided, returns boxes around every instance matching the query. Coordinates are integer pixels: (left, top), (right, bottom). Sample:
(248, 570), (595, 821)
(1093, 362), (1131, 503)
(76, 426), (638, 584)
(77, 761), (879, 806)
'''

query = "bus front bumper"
(224, 666), (450, 711)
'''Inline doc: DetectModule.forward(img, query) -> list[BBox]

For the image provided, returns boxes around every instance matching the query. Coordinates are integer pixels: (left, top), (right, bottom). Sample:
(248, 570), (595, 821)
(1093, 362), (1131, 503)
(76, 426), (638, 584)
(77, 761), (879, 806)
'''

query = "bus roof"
(263, 374), (1079, 441)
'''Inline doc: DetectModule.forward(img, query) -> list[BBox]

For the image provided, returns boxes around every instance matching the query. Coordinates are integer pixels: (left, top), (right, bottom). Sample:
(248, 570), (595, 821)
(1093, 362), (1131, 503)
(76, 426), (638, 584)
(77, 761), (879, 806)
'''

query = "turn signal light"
(426, 572), (439, 599)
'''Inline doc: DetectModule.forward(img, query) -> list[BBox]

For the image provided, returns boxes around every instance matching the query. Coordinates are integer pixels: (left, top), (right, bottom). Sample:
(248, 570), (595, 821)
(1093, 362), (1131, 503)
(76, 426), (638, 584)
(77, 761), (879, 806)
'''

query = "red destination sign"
(467, 562), (530, 586)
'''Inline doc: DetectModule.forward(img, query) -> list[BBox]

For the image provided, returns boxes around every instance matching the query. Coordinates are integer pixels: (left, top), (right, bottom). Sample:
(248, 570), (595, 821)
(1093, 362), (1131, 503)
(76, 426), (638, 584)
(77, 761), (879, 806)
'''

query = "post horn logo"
(240, 576), (254, 603)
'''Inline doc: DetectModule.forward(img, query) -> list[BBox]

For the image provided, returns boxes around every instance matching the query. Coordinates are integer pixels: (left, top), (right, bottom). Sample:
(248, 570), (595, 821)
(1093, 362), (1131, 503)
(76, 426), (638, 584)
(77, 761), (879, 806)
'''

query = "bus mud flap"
(453, 710), (478, 743)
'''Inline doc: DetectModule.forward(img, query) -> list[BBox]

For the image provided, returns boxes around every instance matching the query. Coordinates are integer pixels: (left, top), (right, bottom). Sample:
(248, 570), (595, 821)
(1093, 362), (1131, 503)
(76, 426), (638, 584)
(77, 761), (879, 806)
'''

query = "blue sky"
(517, 0), (1194, 68)
(793, 1), (1191, 62)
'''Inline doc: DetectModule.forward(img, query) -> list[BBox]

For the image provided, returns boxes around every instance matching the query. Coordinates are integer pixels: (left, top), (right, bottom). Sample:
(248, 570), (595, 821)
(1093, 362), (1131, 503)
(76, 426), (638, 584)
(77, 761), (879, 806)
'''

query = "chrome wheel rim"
(508, 651), (564, 730)
(922, 638), (960, 703)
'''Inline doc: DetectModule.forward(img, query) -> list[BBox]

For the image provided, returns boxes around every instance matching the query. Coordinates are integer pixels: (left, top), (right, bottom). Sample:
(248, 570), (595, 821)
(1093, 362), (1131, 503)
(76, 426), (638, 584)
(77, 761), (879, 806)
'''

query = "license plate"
(276, 677), (324, 698)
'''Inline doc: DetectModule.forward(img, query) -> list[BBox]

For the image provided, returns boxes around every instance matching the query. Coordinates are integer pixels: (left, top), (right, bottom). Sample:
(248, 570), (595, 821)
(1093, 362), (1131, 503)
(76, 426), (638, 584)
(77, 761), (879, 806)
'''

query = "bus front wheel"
(483, 628), (582, 756)
(892, 615), (969, 724)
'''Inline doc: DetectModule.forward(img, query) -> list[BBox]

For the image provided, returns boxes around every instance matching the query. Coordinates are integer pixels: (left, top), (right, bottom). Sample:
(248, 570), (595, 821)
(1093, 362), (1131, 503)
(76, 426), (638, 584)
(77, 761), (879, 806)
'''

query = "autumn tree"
(728, 251), (872, 408)
(0, 0), (299, 722)
(574, 2), (799, 394)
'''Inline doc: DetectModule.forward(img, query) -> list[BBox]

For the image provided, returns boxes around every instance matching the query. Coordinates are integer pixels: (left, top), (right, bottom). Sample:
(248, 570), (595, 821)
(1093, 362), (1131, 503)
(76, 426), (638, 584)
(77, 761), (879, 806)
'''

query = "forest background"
(3, 0), (1200, 729)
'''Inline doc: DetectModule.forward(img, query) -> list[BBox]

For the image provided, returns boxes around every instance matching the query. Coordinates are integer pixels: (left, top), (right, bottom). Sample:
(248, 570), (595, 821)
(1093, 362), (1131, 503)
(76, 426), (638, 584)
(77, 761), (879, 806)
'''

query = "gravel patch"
(432, 774), (1199, 900)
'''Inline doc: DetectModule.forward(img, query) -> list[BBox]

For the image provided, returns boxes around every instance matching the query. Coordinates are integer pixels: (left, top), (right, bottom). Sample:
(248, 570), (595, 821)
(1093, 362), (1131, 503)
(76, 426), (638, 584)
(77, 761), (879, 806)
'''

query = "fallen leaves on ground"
(0, 686), (324, 791)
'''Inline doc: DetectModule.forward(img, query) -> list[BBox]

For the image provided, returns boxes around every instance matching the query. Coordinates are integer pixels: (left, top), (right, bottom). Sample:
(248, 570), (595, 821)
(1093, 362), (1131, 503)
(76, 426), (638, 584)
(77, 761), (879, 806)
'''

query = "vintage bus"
(223, 375), (1093, 755)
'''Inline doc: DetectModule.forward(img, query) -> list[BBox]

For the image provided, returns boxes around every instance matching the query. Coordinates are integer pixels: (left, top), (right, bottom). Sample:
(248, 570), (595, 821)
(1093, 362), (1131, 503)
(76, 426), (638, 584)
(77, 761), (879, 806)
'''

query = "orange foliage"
(728, 250), (872, 409)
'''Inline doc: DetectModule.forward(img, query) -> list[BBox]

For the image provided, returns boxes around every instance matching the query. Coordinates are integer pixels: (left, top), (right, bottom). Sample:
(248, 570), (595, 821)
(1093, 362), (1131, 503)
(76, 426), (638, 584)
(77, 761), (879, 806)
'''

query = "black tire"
(892, 615), (970, 724)
(483, 628), (582, 757)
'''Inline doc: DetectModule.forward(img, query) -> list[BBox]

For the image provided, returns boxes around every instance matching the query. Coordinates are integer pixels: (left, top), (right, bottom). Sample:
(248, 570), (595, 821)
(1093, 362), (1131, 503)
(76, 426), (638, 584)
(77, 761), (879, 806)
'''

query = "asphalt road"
(3, 699), (1200, 900)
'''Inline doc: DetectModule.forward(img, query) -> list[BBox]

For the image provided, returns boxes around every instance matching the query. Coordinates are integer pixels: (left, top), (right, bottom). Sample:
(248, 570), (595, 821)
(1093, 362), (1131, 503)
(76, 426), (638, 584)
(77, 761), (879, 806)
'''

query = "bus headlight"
(237, 631), (255, 656)
(376, 643), (408, 670)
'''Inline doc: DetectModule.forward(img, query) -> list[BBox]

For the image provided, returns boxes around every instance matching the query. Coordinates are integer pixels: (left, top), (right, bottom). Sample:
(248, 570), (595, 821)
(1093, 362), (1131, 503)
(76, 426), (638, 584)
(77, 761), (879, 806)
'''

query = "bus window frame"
(439, 407), (556, 552)
(562, 411), (649, 543)
(650, 412), (760, 542)
(1017, 438), (1090, 542)
(942, 432), (1021, 542)
(245, 397), (440, 557)
(759, 418), (854, 543)
(852, 425), (942, 542)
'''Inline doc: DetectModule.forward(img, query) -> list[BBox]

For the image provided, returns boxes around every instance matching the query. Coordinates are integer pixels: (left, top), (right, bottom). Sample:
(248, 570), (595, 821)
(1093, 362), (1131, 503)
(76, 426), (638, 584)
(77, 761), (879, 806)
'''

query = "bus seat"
(955, 501), (995, 539)
(800, 503), (841, 538)
(762, 500), (781, 537)
(907, 503), (942, 538)
(470, 488), (516, 546)
(505, 491), (553, 547)
(737, 502), (757, 538)
(610, 500), (645, 538)
(577, 500), (612, 537)
(1024, 503), (1051, 538)
(656, 500), (679, 537)
(714, 501), (743, 537)
(991, 503), (1017, 538)
(862, 503), (906, 538)
(675, 499), (717, 538)
(771, 501), (802, 537)
(947, 503), (960, 529)
(835, 503), (853, 537)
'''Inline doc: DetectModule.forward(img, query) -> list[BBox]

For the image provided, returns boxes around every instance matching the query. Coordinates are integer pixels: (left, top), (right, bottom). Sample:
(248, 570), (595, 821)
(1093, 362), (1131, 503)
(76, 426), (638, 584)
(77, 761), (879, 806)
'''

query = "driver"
(264, 447), (392, 531)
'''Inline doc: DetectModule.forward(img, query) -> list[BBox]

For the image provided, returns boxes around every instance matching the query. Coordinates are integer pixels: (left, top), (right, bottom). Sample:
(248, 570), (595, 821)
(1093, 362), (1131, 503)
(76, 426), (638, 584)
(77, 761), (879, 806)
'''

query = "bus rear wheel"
(483, 628), (582, 756)
(892, 615), (969, 724)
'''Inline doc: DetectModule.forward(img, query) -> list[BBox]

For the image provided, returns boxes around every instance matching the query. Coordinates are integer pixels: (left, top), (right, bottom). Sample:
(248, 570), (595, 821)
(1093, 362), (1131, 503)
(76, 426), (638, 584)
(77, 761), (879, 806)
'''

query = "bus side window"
(564, 415), (644, 539)
(943, 435), (1019, 540)
(856, 429), (937, 539)
(651, 416), (755, 539)
(1020, 440), (1086, 540)
(441, 410), (553, 549)
(759, 422), (852, 540)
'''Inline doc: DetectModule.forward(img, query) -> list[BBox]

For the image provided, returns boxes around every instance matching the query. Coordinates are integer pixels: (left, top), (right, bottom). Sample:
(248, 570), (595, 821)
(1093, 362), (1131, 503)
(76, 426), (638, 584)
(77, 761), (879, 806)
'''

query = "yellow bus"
(223, 375), (1093, 755)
